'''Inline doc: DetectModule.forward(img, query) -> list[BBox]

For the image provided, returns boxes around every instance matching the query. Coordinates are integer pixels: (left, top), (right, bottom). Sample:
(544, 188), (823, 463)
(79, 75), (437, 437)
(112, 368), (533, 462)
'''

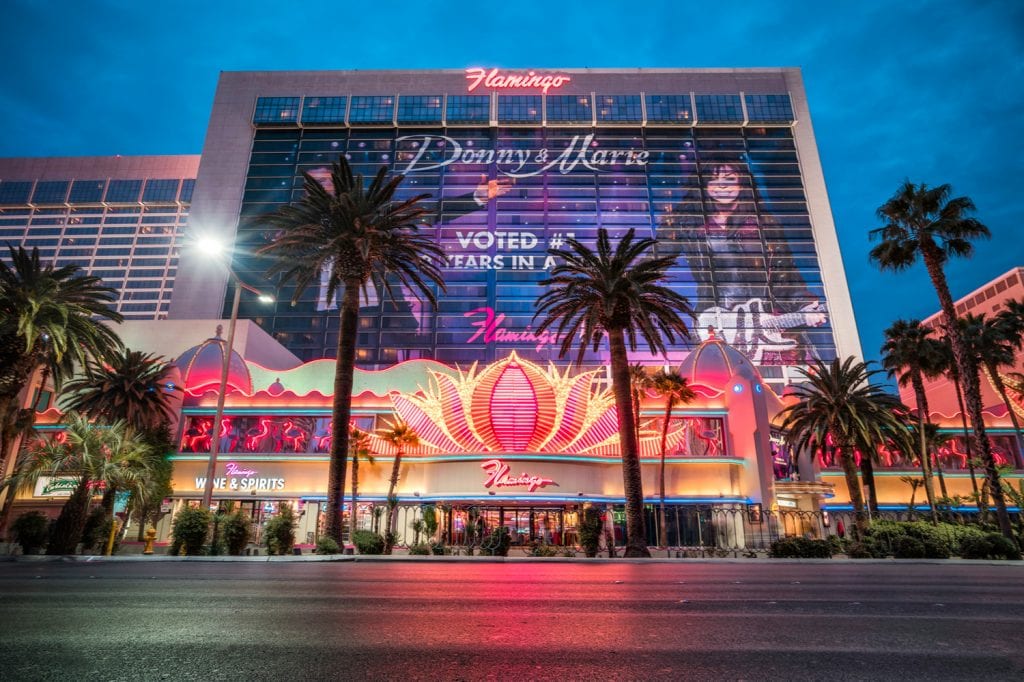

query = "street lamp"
(198, 239), (274, 511)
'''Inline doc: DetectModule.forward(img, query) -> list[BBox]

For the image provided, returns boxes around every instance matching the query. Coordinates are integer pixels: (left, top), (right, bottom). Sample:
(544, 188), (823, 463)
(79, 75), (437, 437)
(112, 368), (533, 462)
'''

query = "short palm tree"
(651, 368), (695, 546)
(934, 334), (982, 499)
(258, 158), (446, 545)
(881, 319), (946, 516)
(4, 412), (154, 554)
(348, 426), (374, 542)
(869, 181), (1013, 539)
(60, 348), (179, 432)
(0, 245), (122, 467)
(629, 363), (652, 447)
(778, 358), (909, 535)
(534, 227), (694, 557)
(377, 418), (419, 554)
(960, 314), (1024, 462)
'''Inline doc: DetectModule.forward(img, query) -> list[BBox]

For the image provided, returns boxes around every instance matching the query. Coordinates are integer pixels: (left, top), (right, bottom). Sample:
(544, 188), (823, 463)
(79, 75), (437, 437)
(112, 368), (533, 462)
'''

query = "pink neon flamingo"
(315, 420), (333, 452)
(281, 420), (306, 452)
(245, 418), (272, 452)
(183, 419), (212, 452)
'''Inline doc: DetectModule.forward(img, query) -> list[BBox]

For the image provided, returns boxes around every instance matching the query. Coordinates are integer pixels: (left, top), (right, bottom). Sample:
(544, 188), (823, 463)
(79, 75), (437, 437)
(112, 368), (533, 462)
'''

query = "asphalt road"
(1, 559), (1022, 681)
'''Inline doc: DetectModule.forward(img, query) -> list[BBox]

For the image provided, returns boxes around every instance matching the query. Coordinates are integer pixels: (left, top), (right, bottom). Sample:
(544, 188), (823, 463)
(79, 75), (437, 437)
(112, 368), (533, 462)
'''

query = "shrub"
(80, 508), (108, 553)
(845, 541), (876, 559)
(480, 526), (512, 557)
(172, 506), (211, 556)
(222, 511), (251, 555)
(316, 536), (340, 555)
(352, 530), (385, 555)
(11, 512), (49, 554)
(528, 541), (558, 557)
(430, 542), (449, 555)
(579, 507), (604, 558)
(893, 536), (926, 559)
(769, 537), (832, 559)
(959, 533), (1021, 560)
(560, 547), (578, 558)
(264, 504), (297, 556)
(407, 542), (431, 556)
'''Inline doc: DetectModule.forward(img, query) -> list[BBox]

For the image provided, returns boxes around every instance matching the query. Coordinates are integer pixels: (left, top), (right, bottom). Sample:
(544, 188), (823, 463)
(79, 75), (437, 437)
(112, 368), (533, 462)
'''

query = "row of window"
(0, 178), (195, 206)
(254, 93), (794, 126)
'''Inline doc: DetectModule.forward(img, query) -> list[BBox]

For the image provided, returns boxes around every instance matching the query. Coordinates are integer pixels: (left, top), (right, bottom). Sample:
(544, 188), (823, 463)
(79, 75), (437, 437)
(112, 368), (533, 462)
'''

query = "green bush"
(315, 536), (340, 555)
(264, 504), (297, 556)
(430, 542), (449, 555)
(11, 512), (50, 554)
(80, 508), (108, 553)
(528, 541), (558, 557)
(844, 541), (877, 559)
(893, 536), (926, 559)
(222, 511), (251, 555)
(959, 533), (1021, 560)
(769, 537), (832, 559)
(560, 547), (578, 557)
(407, 542), (431, 555)
(579, 507), (604, 558)
(480, 526), (512, 557)
(172, 506), (211, 556)
(352, 530), (385, 555)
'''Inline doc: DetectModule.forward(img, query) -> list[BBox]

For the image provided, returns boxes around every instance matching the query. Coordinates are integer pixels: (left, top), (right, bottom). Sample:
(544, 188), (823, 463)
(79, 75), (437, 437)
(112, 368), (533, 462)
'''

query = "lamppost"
(197, 239), (274, 511)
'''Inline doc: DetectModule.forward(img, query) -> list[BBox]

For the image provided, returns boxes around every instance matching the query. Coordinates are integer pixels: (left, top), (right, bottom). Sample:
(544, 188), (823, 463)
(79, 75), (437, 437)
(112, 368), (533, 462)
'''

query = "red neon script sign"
(481, 459), (555, 492)
(466, 68), (570, 94)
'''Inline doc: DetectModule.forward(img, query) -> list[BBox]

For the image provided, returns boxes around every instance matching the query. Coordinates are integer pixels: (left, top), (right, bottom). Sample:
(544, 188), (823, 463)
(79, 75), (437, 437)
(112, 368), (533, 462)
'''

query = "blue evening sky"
(1, 0), (1021, 368)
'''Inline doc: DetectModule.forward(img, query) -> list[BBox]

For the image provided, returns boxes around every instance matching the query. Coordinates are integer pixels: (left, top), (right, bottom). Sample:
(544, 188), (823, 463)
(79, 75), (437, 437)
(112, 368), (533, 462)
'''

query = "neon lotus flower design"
(377, 351), (704, 458)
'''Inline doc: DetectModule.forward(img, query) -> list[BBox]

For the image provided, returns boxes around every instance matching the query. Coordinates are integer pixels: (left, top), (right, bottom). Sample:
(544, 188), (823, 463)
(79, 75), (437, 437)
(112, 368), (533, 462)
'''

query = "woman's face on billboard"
(706, 166), (741, 205)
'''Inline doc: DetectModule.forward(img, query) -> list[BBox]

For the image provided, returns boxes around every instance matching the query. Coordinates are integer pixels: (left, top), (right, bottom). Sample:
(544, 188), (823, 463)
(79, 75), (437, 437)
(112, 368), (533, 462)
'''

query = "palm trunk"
(920, 243), (1013, 539)
(47, 476), (92, 555)
(951, 365), (981, 502)
(859, 451), (879, 513)
(632, 387), (642, 451)
(658, 397), (674, 548)
(608, 328), (649, 558)
(349, 453), (359, 542)
(911, 373), (938, 522)
(325, 280), (361, 545)
(383, 448), (403, 555)
(985, 361), (1024, 468)
(839, 441), (868, 536)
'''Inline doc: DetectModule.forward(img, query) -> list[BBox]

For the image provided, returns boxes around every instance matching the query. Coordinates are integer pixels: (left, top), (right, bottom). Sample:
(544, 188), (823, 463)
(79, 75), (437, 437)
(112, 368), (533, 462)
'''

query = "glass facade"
(235, 89), (833, 393)
(0, 170), (194, 320)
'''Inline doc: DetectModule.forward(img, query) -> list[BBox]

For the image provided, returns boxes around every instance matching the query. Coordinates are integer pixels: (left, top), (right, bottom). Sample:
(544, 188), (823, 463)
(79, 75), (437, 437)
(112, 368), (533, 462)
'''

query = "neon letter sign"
(481, 459), (555, 492)
(466, 68), (571, 94)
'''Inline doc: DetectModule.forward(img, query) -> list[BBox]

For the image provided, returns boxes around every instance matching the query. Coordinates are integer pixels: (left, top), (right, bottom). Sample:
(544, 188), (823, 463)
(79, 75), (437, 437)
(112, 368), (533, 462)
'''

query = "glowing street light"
(197, 237), (274, 511)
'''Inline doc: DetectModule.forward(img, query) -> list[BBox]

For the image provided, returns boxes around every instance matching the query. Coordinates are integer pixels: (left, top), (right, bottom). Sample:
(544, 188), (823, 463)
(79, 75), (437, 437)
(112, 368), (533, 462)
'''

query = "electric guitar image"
(696, 298), (826, 363)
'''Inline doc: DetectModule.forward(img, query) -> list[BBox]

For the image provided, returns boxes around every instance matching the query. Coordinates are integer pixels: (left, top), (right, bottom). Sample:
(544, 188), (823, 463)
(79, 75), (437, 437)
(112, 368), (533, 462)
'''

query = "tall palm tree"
(60, 348), (179, 432)
(0, 245), (123, 468)
(3, 412), (154, 554)
(651, 368), (694, 547)
(629, 363), (652, 448)
(534, 227), (693, 557)
(869, 181), (1014, 539)
(960, 314), (1024, 464)
(881, 319), (946, 517)
(935, 334), (981, 500)
(258, 159), (446, 545)
(377, 418), (419, 554)
(778, 358), (909, 535)
(348, 426), (374, 543)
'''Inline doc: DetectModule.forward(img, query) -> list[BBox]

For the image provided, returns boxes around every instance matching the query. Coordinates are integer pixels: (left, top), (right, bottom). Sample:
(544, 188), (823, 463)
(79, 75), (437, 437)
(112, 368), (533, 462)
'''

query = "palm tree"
(935, 334), (981, 501)
(960, 314), (1024, 464)
(629, 363), (652, 447)
(348, 426), (374, 542)
(258, 158), (446, 545)
(534, 227), (694, 557)
(869, 181), (1014, 539)
(0, 245), (122, 469)
(881, 319), (946, 516)
(651, 368), (695, 547)
(3, 412), (154, 554)
(778, 358), (909, 535)
(60, 348), (179, 432)
(377, 418), (419, 554)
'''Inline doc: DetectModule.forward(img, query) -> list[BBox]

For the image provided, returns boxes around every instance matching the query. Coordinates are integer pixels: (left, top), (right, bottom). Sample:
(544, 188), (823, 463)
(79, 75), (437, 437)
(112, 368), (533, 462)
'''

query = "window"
(595, 95), (642, 122)
(546, 94), (592, 123)
(301, 97), (347, 124)
(142, 179), (180, 203)
(397, 95), (443, 124)
(745, 94), (794, 123)
(695, 94), (744, 123)
(179, 179), (195, 202)
(32, 181), (69, 204)
(348, 96), (395, 124)
(446, 95), (490, 123)
(69, 180), (106, 203)
(645, 95), (692, 123)
(0, 181), (33, 204)
(105, 180), (142, 203)
(253, 97), (300, 125)
(497, 95), (542, 123)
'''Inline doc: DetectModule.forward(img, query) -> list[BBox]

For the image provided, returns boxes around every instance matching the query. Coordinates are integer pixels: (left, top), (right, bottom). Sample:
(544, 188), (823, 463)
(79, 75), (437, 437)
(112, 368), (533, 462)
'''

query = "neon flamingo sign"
(481, 459), (556, 492)
(465, 68), (570, 94)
